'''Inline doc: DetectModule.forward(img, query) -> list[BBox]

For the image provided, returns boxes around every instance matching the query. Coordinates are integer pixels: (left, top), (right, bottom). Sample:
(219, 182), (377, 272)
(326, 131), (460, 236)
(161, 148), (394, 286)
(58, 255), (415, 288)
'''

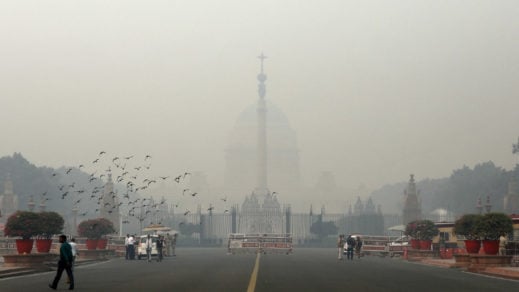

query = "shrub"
(453, 214), (483, 240)
(405, 219), (439, 240)
(475, 212), (513, 240)
(77, 218), (116, 239)
(38, 211), (65, 239)
(4, 211), (42, 240)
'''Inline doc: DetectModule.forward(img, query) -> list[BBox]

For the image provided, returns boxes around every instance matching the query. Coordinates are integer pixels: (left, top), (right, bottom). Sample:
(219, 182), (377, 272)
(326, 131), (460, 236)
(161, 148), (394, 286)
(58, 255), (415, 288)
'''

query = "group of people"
(124, 233), (177, 261)
(337, 234), (363, 260)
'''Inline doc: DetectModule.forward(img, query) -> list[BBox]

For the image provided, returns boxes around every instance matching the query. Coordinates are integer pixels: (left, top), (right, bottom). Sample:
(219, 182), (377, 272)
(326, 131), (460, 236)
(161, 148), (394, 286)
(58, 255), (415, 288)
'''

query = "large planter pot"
(410, 239), (420, 250)
(97, 238), (108, 250)
(482, 240), (499, 255)
(15, 239), (34, 254)
(464, 240), (481, 254)
(419, 240), (432, 250)
(35, 239), (53, 253)
(85, 239), (98, 250)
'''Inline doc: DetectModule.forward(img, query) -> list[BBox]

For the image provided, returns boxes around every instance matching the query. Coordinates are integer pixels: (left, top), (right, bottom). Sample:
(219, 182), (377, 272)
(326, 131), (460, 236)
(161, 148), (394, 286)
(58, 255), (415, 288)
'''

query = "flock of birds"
(41, 151), (233, 228)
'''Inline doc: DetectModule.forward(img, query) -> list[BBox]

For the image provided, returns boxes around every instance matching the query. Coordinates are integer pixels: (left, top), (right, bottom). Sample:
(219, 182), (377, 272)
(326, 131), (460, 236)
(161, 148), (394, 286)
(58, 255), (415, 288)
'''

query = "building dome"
(224, 100), (301, 196)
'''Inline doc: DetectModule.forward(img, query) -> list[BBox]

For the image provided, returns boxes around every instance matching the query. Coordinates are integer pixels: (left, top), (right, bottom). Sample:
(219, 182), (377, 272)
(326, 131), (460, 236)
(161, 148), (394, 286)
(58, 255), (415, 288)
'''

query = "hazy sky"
(2, 1), (519, 196)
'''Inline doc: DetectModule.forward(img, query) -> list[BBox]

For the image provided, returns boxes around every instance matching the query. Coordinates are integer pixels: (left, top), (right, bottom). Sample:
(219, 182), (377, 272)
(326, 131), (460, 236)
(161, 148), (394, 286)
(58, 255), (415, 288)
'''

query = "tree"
(310, 220), (338, 240)
(179, 223), (200, 236)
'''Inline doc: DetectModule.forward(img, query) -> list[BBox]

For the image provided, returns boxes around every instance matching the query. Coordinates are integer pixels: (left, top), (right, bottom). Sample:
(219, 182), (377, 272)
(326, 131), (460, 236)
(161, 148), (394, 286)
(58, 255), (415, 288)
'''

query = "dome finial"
(257, 52), (267, 98)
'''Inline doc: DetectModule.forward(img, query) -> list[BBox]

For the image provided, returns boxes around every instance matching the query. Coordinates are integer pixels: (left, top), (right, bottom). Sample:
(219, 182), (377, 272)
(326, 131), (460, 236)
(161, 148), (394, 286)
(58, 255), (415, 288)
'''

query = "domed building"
(224, 100), (301, 197)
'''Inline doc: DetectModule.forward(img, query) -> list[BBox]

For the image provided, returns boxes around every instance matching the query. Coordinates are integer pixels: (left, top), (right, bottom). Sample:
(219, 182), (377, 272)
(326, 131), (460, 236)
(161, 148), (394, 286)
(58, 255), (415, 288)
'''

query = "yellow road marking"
(247, 252), (261, 292)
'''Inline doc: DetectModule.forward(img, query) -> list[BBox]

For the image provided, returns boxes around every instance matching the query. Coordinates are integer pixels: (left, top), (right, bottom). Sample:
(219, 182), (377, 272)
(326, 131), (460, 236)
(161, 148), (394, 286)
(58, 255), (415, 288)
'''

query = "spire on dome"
(257, 53), (267, 99)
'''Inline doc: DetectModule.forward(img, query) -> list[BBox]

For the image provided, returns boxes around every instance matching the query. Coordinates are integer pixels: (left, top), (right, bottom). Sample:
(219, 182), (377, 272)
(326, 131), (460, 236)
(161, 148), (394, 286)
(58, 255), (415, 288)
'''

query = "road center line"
(247, 252), (261, 292)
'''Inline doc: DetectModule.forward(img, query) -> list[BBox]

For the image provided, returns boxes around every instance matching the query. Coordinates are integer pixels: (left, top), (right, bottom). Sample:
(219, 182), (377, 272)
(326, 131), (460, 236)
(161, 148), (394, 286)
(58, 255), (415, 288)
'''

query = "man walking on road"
(49, 234), (74, 290)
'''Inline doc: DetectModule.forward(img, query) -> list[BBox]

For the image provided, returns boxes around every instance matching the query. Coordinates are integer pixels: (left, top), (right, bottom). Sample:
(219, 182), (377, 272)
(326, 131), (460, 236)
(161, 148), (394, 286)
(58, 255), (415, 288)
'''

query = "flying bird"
(145, 155), (152, 160)
(99, 151), (106, 156)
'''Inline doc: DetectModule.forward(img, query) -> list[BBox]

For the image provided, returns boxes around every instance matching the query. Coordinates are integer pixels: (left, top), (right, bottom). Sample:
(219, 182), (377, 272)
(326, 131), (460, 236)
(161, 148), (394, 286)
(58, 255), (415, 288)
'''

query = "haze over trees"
(0, 153), (517, 218)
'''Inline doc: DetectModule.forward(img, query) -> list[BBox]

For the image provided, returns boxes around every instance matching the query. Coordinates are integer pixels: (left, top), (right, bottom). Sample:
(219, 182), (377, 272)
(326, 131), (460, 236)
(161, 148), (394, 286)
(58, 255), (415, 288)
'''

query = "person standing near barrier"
(128, 234), (135, 260)
(124, 234), (130, 260)
(337, 234), (345, 260)
(172, 233), (177, 256)
(145, 234), (153, 262)
(355, 236), (363, 259)
(156, 235), (164, 262)
(499, 235), (508, 256)
(49, 234), (74, 290)
(346, 235), (356, 260)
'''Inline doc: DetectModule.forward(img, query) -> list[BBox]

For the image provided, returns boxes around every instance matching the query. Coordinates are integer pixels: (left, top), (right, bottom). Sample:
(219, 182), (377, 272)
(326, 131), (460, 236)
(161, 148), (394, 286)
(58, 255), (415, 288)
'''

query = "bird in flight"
(183, 210), (190, 216)
(93, 158), (99, 164)
(99, 151), (106, 156)
(183, 172), (191, 179)
(160, 176), (169, 180)
(145, 155), (152, 160)
(182, 189), (190, 195)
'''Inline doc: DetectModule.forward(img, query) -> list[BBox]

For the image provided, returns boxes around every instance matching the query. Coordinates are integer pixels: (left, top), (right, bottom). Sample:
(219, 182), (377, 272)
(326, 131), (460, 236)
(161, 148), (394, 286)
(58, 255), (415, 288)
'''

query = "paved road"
(1, 248), (518, 291)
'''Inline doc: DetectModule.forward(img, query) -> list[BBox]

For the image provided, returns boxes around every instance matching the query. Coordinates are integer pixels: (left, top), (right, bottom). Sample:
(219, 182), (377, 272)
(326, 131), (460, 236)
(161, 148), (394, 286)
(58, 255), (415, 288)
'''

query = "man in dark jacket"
(49, 234), (74, 290)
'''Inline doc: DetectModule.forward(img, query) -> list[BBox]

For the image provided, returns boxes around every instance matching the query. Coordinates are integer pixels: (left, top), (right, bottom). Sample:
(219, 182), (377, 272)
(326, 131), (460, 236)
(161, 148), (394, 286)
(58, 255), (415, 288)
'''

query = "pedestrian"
(337, 234), (345, 260)
(156, 235), (164, 262)
(125, 234), (130, 260)
(67, 238), (78, 284)
(499, 234), (508, 256)
(128, 234), (135, 260)
(172, 233), (177, 256)
(145, 234), (153, 262)
(355, 236), (363, 259)
(165, 233), (173, 257)
(49, 234), (74, 290)
(346, 235), (356, 260)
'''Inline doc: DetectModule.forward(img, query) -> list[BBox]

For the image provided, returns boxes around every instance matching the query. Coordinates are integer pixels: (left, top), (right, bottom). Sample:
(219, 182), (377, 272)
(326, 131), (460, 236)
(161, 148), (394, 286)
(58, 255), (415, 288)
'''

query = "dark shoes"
(48, 284), (57, 290)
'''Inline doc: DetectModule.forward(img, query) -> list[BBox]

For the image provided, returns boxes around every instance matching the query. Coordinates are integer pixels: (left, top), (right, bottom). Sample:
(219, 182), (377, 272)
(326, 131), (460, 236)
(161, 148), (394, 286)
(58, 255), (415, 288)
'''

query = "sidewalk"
(419, 258), (519, 280)
(0, 258), (103, 279)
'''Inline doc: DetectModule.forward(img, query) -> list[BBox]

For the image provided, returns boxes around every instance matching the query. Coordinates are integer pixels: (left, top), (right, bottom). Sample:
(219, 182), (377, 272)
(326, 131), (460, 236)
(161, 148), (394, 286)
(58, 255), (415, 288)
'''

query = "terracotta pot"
(419, 240), (432, 250)
(464, 239), (481, 254)
(85, 239), (98, 250)
(15, 239), (34, 254)
(482, 240), (499, 255)
(410, 239), (420, 249)
(97, 238), (108, 250)
(35, 239), (53, 253)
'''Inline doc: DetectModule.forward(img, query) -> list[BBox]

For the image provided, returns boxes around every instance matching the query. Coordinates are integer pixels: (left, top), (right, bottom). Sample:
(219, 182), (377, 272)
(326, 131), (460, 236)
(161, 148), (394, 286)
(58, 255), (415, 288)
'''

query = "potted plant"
(453, 214), (483, 254)
(77, 218), (115, 250)
(96, 218), (116, 249)
(415, 220), (439, 250)
(475, 212), (513, 255)
(36, 211), (64, 253)
(4, 211), (42, 254)
(404, 221), (420, 249)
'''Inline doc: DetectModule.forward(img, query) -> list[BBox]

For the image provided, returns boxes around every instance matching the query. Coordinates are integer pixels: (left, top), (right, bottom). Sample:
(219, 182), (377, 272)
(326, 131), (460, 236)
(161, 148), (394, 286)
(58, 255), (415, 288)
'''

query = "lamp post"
(72, 204), (79, 236)
(485, 195), (492, 213)
(27, 195), (35, 212)
(476, 197), (483, 214)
